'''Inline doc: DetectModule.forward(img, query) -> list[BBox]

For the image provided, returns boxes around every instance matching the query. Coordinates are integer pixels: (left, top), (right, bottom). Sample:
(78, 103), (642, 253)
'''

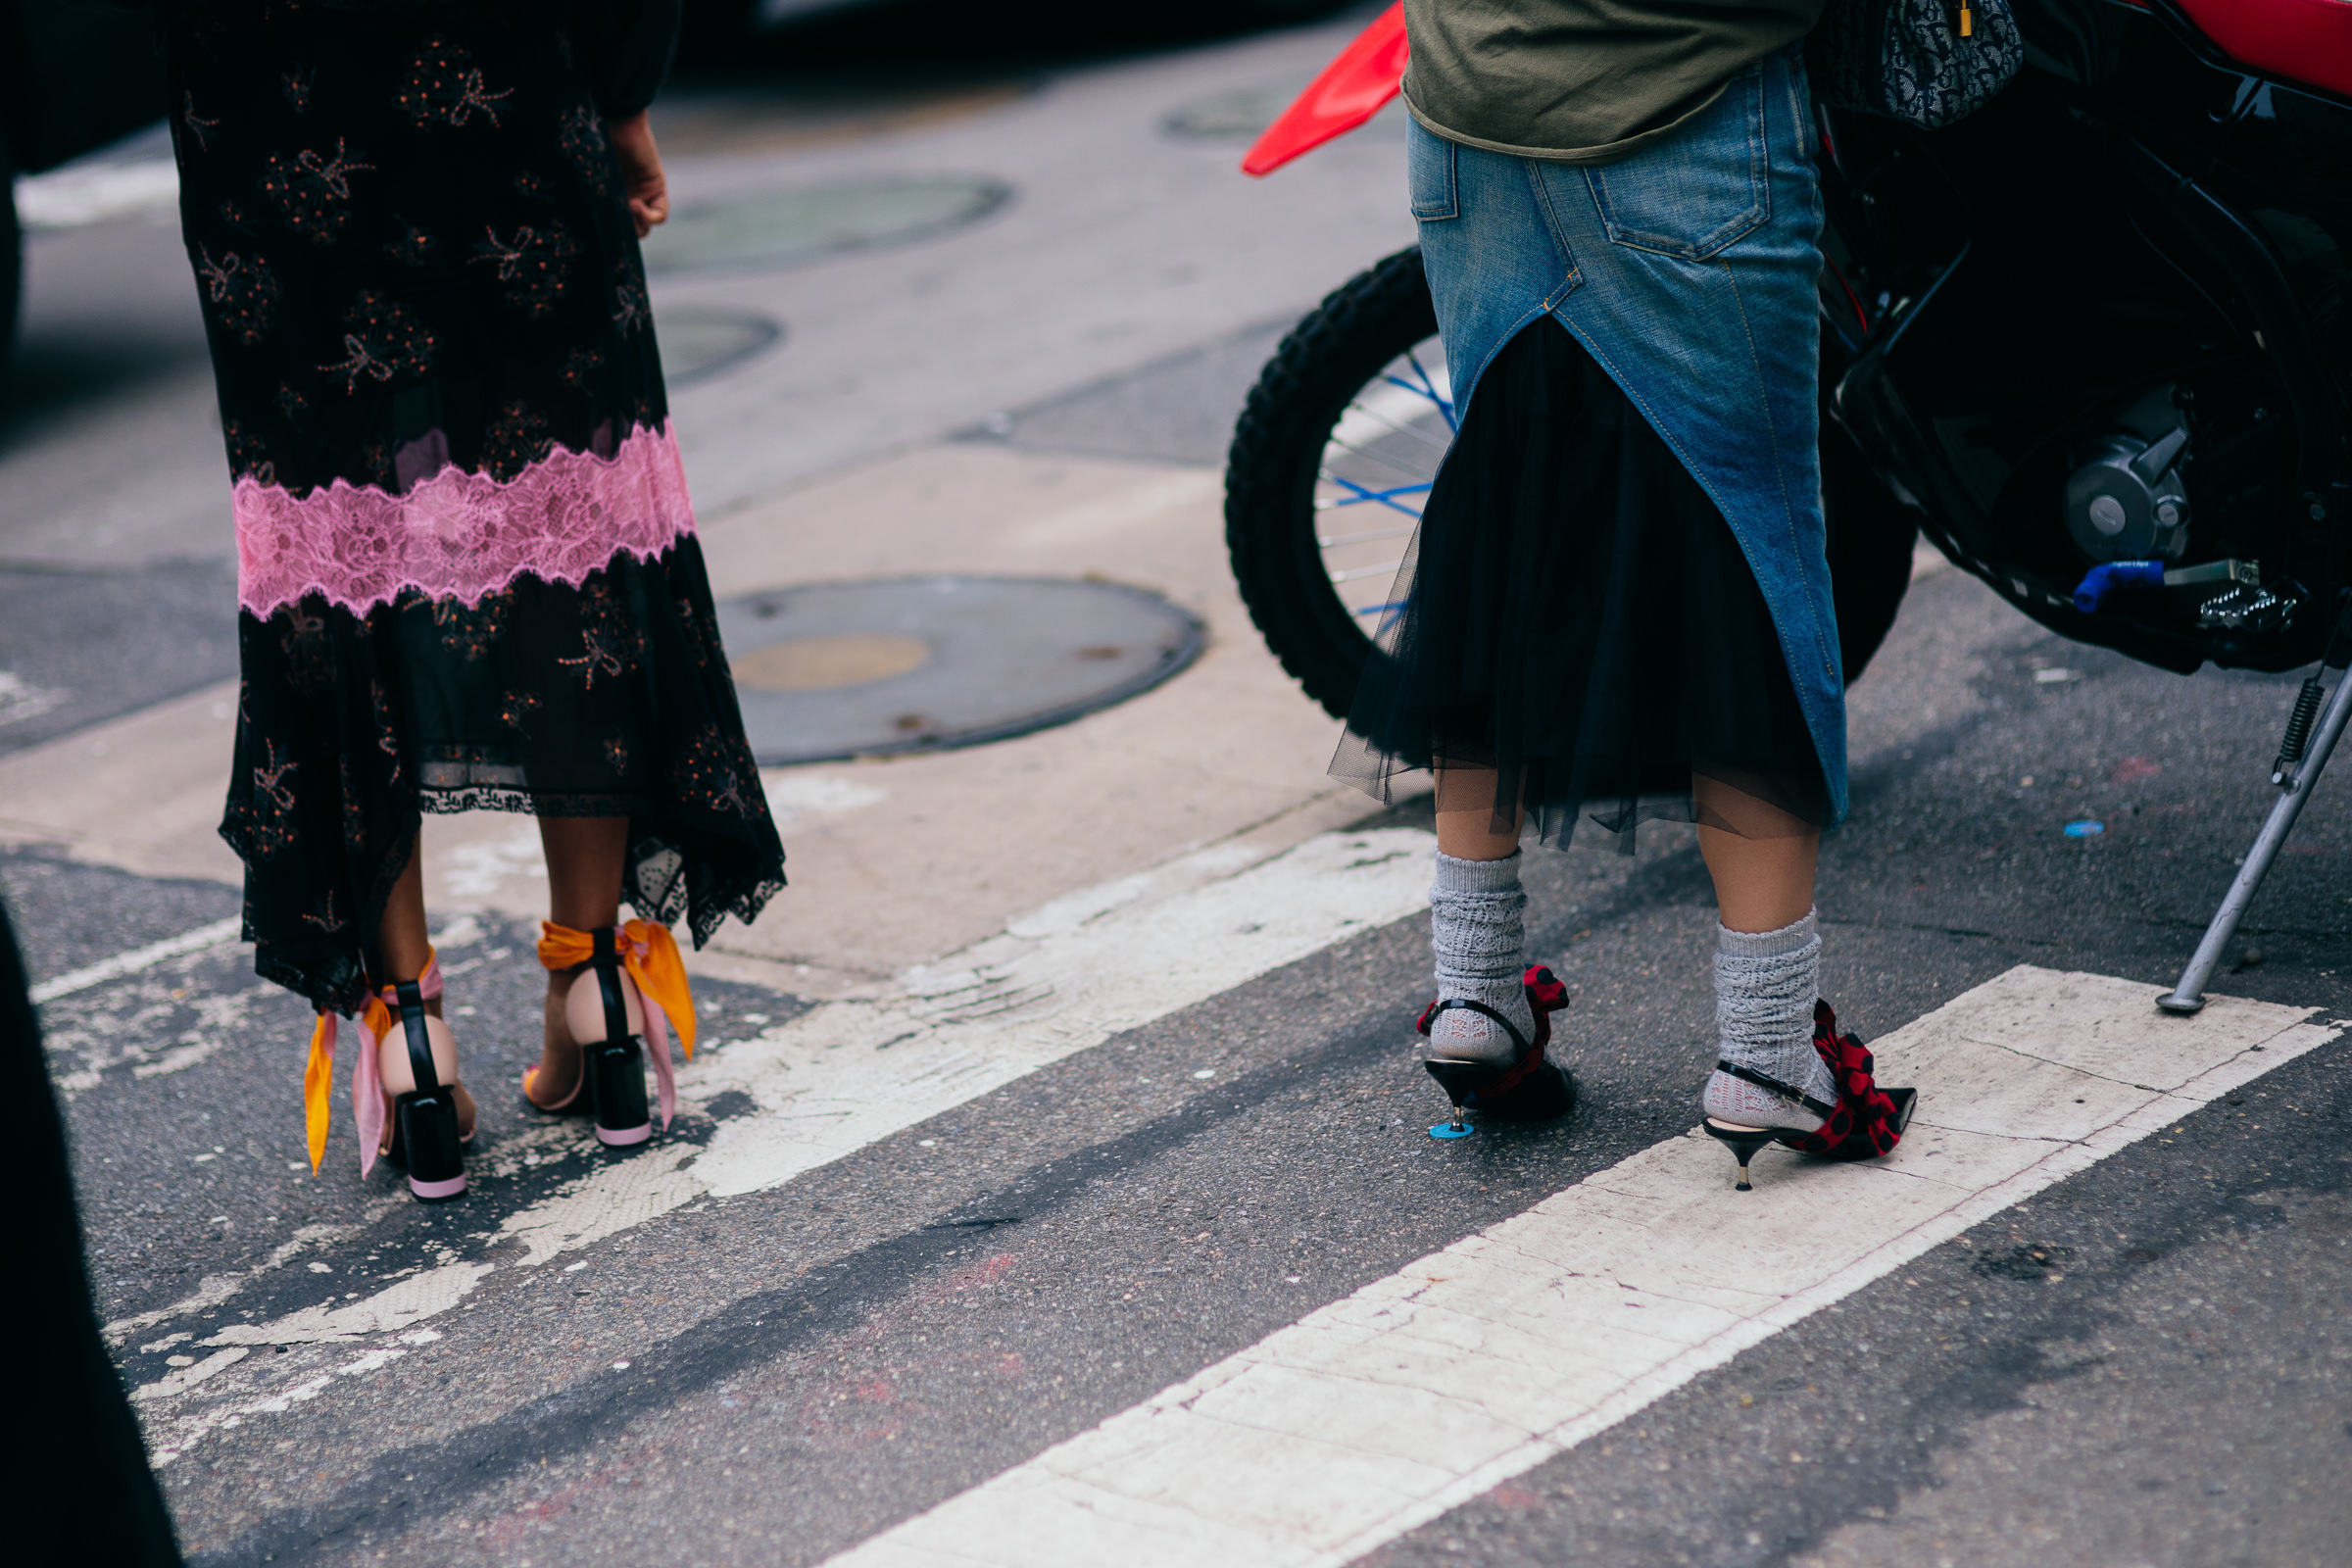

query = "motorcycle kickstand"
(2159, 663), (2352, 1013)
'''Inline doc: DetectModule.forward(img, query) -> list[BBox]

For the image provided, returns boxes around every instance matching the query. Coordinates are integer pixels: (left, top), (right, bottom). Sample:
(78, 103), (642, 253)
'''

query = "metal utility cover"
(645, 177), (1010, 275)
(659, 307), (783, 386)
(718, 576), (1202, 766)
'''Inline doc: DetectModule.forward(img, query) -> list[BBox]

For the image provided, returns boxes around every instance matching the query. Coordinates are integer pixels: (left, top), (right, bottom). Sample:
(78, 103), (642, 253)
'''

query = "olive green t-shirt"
(1400, 0), (1824, 164)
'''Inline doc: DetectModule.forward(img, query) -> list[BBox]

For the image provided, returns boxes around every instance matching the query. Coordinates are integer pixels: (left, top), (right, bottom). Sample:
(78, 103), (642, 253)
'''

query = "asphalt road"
(5, 6), (2351, 1567)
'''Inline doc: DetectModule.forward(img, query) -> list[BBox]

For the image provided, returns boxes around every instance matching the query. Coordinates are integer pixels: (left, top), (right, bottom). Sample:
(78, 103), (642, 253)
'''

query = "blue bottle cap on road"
(2063, 819), (2106, 837)
(1429, 1121), (1474, 1140)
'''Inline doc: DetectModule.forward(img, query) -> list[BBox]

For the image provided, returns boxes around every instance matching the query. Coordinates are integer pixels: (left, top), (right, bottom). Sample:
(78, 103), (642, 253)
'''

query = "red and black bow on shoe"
(1416, 965), (1577, 1123)
(1773, 1000), (1916, 1159)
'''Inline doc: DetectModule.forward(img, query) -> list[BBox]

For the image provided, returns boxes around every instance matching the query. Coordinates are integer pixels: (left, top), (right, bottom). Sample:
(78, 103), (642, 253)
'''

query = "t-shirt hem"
(1400, 80), (1729, 167)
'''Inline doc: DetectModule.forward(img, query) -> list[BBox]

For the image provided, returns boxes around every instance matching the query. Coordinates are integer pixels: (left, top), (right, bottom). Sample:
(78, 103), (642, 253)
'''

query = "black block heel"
(583, 928), (653, 1148)
(1702, 1121), (1778, 1192)
(388, 978), (466, 1200)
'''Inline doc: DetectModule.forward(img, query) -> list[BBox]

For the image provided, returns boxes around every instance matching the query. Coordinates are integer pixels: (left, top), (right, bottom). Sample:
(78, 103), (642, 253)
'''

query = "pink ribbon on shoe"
(533, 920), (696, 1134)
(303, 953), (442, 1177)
(611, 926), (680, 1133)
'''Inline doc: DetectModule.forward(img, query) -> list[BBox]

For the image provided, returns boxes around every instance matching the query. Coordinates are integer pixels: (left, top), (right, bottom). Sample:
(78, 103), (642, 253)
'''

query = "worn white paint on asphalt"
(823, 966), (2341, 1568)
(133, 827), (1438, 1461)
(29, 915), (243, 1004)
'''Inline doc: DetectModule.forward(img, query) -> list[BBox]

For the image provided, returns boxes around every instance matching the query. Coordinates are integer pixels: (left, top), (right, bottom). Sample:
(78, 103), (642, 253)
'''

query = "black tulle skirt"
(1334, 318), (1827, 851)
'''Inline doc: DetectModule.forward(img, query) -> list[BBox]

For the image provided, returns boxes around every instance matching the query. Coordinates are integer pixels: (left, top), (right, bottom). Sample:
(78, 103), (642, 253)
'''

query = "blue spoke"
(1389, 349), (1456, 433)
(1323, 473), (1430, 517)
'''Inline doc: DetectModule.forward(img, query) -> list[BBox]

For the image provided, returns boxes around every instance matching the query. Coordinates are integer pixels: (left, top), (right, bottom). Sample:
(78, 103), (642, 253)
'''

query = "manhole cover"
(1162, 84), (1408, 143)
(646, 176), (1011, 276)
(661, 307), (783, 386)
(719, 576), (1201, 765)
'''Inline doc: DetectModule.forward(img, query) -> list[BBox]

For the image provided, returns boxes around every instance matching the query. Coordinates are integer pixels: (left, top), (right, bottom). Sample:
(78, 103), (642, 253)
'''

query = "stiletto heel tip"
(595, 1122), (653, 1147)
(409, 1172), (466, 1200)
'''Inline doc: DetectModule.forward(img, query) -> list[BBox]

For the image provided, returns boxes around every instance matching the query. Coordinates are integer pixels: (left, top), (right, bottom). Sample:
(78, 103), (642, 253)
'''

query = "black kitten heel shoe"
(1418, 966), (1576, 1139)
(1703, 1000), (1918, 1190)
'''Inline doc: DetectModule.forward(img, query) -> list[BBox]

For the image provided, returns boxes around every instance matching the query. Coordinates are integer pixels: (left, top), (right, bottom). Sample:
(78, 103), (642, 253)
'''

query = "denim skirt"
(1336, 45), (1846, 847)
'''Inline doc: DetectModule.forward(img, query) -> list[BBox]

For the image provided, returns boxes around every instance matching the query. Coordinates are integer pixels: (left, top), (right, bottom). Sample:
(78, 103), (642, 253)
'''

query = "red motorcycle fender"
(1241, 1), (1408, 177)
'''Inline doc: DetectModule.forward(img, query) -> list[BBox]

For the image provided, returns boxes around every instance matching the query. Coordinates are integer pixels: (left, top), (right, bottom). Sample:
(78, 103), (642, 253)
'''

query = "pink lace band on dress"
(234, 419), (696, 617)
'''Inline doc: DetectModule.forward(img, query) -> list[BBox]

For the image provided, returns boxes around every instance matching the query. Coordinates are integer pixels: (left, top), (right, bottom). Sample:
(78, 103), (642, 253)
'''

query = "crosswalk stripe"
(143, 828), (1438, 1456)
(27, 916), (244, 1004)
(821, 966), (2338, 1568)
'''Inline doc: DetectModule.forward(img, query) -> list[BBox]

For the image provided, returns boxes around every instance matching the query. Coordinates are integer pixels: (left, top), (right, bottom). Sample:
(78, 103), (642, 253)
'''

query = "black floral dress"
(166, 0), (785, 1011)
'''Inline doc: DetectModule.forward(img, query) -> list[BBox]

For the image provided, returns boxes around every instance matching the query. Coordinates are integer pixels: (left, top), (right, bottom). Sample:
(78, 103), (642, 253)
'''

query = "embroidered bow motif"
(478, 226), (536, 280)
(196, 245), (245, 302)
(253, 741), (298, 811)
(319, 333), (399, 391)
(296, 140), (374, 199)
(709, 775), (753, 817)
(612, 271), (650, 334)
(183, 91), (220, 151)
(448, 69), (513, 128)
(559, 632), (626, 687)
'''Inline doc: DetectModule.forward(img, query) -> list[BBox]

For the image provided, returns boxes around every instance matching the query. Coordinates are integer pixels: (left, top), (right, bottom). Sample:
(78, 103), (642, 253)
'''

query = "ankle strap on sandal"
(536, 920), (696, 1132)
(302, 950), (444, 1177)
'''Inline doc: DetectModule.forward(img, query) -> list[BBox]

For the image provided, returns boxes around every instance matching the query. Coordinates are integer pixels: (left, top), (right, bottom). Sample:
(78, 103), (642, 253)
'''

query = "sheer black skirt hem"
(221, 535), (786, 1013)
(1333, 317), (1828, 854)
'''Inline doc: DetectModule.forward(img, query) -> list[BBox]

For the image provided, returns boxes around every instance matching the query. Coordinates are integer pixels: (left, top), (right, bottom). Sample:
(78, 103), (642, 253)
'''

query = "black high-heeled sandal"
(386, 978), (467, 1201)
(1417, 965), (1576, 1137)
(573, 927), (654, 1148)
(1703, 1000), (1917, 1190)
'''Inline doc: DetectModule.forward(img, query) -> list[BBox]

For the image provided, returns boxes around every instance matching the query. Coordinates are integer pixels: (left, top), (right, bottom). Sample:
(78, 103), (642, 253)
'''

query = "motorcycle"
(1221, 0), (2352, 1013)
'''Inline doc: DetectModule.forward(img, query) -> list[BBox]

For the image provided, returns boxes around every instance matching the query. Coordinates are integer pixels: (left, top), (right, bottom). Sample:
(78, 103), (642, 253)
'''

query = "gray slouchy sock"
(1701, 909), (1837, 1131)
(1426, 851), (1534, 1063)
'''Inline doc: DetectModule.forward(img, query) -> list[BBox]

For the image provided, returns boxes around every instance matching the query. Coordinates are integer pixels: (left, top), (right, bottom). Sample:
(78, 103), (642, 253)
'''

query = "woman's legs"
(1426, 767), (1534, 1062)
(1692, 776), (1818, 935)
(529, 816), (629, 1102)
(369, 830), (475, 1136)
(373, 832), (433, 984)
(1433, 766), (1523, 863)
(1426, 763), (1833, 1129)
(1693, 775), (1836, 1131)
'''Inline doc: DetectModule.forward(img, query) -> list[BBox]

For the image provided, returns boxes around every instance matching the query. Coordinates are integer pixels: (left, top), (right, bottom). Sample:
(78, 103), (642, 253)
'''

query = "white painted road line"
(28, 916), (244, 1004)
(139, 828), (1438, 1459)
(823, 966), (2340, 1568)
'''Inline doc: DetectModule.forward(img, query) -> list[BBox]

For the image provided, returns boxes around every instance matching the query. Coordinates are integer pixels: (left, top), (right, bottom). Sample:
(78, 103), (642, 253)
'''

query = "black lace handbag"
(1808, 0), (2025, 128)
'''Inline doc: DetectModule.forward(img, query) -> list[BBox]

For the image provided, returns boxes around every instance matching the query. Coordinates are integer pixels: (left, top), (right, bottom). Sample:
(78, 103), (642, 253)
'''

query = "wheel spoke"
(1319, 435), (1445, 481)
(1398, 350), (1458, 433)
(1315, 523), (1417, 546)
(1329, 559), (1406, 584)
(1337, 400), (1452, 449)
(1317, 472), (1428, 519)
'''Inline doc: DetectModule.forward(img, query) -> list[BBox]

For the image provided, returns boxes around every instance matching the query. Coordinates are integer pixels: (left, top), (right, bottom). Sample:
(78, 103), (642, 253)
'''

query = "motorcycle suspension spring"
(2273, 674), (2327, 784)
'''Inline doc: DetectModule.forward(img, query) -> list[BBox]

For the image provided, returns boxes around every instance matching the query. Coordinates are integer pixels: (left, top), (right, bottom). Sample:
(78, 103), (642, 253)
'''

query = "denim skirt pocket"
(1408, 122), (1459, 221)
(1582, 64), (1769, 260)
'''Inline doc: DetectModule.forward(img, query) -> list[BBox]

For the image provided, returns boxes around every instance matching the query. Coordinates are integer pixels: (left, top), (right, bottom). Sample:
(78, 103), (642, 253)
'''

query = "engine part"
(2198, 581), (2298, 633)
(2073, 560), (2163, 612)
(2072, 557), (2257, 614)
(2066, 426), (2192, 562)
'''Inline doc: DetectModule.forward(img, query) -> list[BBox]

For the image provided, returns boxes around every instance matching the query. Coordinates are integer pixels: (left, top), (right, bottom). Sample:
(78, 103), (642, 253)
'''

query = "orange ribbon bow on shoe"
(302, 949), (441, 1176)
(535, 918), (696, 1130)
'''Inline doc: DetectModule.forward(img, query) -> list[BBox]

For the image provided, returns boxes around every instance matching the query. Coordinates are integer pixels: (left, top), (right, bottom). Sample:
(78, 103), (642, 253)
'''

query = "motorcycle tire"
(1224, 245), (1919, 722)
